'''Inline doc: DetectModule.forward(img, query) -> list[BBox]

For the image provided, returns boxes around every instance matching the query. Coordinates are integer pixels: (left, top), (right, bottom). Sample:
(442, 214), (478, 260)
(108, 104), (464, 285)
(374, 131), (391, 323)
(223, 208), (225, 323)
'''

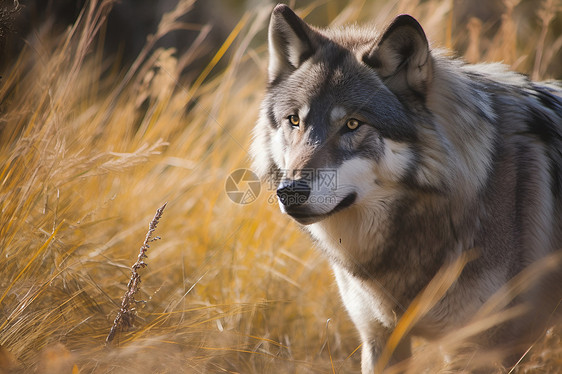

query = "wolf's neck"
(306, 193), (475, 280)
(307, 203), (390, 269)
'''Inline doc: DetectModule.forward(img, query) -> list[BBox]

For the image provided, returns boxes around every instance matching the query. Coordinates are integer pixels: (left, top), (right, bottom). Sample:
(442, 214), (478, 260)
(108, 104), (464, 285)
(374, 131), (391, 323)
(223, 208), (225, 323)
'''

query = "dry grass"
(0, 0), (561, 373)
(105, 203), (167, 346)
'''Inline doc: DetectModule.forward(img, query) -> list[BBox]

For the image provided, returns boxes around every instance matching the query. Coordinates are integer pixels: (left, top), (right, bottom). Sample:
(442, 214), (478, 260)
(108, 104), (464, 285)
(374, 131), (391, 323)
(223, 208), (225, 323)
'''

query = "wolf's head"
(251, 5), (491, 226)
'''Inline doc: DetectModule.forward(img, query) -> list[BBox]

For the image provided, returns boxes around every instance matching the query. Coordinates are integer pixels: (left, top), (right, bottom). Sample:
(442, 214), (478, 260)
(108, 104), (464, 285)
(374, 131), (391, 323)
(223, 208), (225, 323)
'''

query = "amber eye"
(346, 119), (360, 130)
(288, 115), (300, 127)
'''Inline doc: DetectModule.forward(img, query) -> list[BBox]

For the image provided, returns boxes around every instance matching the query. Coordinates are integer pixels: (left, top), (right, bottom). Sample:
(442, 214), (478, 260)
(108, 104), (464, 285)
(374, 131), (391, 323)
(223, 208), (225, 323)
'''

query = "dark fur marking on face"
(354, 130), (384, 161)
(267, 105), (278, 128)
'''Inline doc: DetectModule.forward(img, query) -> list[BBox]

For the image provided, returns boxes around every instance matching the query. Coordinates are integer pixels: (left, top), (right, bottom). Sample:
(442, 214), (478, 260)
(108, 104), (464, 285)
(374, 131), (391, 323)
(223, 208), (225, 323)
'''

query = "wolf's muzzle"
(276, 179), (311, 207)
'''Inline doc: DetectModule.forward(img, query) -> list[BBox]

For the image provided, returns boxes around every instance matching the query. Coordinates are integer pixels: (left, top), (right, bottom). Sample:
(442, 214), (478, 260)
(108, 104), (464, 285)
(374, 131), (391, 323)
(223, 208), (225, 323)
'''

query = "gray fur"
(251, 4), (562, 372)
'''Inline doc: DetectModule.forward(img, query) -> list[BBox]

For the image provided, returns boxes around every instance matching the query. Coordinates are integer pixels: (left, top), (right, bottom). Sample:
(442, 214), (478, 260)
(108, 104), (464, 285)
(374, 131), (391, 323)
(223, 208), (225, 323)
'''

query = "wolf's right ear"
(268, 4), (319, 83)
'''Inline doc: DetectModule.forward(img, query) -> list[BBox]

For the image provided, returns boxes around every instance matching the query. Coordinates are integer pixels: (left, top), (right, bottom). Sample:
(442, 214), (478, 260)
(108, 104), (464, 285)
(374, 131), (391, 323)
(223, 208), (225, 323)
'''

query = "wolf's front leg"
(361, 332), (411, 374)
(360, 338), (380, 374)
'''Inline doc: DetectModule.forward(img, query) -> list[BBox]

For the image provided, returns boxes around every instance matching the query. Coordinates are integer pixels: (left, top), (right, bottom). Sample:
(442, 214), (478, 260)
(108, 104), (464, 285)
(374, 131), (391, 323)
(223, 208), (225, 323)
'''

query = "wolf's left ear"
(363, 15), (432, 97)
(268, 4), (320, 83)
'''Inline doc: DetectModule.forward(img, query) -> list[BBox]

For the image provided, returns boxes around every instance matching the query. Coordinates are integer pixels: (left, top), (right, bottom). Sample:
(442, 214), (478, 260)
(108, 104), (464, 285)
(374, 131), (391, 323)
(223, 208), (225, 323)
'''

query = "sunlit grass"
(0, 0), (560, 373)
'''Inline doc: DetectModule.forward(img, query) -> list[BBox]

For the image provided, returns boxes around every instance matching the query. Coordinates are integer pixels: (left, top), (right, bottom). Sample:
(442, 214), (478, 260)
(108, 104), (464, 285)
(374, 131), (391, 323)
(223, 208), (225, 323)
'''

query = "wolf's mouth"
(285, 192), (357, 225)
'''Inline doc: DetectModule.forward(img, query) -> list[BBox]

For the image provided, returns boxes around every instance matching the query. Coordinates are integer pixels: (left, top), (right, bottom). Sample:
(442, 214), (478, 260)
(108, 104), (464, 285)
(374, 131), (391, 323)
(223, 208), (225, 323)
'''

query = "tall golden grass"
(0, 0), (560, 373)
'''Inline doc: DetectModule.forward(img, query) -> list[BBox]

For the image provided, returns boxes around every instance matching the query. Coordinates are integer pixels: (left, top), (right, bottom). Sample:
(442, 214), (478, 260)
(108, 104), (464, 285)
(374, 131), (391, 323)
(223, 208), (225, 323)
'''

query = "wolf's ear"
(363, 15), (432, 97)
(268, 4), (319, 83)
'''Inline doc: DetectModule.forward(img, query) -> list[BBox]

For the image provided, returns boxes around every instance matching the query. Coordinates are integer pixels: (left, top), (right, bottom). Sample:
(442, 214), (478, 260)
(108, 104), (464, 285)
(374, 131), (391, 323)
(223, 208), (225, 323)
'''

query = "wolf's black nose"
(277, 179), (311, 206)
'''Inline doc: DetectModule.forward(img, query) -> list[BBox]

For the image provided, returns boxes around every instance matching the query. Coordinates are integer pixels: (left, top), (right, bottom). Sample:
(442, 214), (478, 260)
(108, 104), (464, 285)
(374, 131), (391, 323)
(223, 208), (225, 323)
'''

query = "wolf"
(251, 4), (562, 372)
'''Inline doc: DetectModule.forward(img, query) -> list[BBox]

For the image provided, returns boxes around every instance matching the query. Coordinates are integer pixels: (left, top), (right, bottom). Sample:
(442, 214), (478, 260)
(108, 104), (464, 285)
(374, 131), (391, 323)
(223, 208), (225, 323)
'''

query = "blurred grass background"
(0, 0), (561, 373)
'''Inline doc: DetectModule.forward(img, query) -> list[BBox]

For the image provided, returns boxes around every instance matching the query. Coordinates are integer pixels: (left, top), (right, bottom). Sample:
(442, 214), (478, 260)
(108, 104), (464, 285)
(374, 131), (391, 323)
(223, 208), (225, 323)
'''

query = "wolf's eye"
(288, 115), (300, 127)
(346, 119), (360, 130)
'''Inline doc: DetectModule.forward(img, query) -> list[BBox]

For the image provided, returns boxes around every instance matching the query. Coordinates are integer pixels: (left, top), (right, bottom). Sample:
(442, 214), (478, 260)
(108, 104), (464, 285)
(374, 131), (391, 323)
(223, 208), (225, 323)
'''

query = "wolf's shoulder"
(458, 62), (562, 121)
